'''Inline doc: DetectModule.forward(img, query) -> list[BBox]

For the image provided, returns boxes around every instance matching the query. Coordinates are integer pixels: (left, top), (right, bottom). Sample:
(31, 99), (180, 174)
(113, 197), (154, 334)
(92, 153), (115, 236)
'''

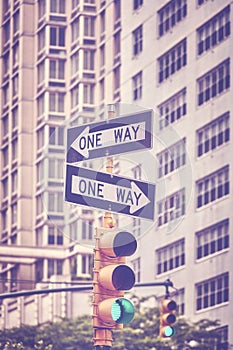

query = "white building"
(0, 0), (232, 348)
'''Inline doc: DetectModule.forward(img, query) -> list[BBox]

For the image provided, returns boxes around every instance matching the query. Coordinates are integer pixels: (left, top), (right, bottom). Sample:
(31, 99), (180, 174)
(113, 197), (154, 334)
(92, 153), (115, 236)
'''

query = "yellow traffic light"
(160, 298), (177, 338)
(93, 228), (137, 331)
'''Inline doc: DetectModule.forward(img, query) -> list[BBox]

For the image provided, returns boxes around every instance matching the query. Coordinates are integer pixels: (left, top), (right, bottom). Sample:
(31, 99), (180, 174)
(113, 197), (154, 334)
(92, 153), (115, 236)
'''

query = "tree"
(0, 297), (226, 349)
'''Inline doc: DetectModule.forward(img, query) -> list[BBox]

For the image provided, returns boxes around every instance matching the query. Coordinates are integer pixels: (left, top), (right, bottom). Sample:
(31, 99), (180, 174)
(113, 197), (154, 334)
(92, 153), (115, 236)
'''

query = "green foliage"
(0, 296), (223, 350)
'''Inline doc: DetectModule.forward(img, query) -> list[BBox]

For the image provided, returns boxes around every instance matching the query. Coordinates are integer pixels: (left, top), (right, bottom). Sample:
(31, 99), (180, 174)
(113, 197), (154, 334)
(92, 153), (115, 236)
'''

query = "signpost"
(66, 109), (153, 163)
(65, 164), (155, 220)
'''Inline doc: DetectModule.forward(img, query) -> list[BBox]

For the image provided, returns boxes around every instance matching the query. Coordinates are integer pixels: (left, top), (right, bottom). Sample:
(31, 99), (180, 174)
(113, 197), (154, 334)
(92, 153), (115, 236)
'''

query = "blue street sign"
(66, 109), (153, 163)
(65, 165), (155, 220)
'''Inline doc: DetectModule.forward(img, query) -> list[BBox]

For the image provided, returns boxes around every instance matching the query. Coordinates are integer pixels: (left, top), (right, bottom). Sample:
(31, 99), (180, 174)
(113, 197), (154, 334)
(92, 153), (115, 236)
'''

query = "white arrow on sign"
(71, 122), (146, 158)
(71, 174), (150, 214)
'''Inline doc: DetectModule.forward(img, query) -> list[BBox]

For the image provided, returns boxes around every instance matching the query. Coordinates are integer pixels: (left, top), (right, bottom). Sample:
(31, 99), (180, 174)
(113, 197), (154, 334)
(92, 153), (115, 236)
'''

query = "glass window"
(84, 16), (95, 37)
(133, 25), (143, 56)
(196, 166), (229, 208)
(132, 71), (142, 100)
(158, 0), (187, 37)
(50, 0), (65, 13)
(196, 273), (229, 310)
(156, 239), (185, 275)
(197, 59), (230, 106)
(158, 188), (185, 227)
(158, 39), (187, 83)
(50, 27), (65, 46)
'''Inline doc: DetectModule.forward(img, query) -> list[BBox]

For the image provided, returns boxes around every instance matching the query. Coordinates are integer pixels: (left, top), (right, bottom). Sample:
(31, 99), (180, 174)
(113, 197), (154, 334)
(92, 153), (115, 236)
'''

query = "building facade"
(0, 0), (232, 348)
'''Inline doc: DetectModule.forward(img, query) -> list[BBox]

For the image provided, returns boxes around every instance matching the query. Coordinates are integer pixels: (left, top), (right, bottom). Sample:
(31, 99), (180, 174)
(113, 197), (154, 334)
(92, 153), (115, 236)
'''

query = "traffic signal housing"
(160, 298), (177, 338)
(93, 227), (137, 332)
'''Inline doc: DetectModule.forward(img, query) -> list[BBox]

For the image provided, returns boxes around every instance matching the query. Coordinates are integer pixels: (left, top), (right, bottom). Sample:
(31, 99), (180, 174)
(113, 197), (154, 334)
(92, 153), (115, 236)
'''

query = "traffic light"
(159, 298), (177, 338)
(93, 227), (137, 333)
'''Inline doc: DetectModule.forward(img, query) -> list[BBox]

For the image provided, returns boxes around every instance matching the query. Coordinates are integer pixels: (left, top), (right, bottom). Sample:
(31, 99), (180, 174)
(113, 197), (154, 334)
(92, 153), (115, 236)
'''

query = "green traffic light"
(164, 326), (175, 337)
(111, 298), (135, 324)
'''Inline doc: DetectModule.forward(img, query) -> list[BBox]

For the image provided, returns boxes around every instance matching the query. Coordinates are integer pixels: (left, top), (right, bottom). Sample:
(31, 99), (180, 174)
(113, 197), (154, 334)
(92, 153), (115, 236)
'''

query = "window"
(158, 88), (186, 130)
(12, 172), (17, 193)
(49, 92), (65, 112)
(114, 31), (121, 59)
(158, 188), (185, 227)
(157, 138), (186, 178)
(49, 158), (63, 179)
(37, 127), (44, 150)
(82, 220), (93, 240)
(38, 28), (45, 52)
(2, 178), (8, 199)
(158, 39), (187, 83)
(132, 71), (142, 100)
(132, 217), (141, 237)
(12, 139), (18, 161)
(49, 126), (64, 146)
(48, 192), (63, 212)
(71, 84), (79, 108)
(38, 0), (46, 19)
(12, 107), (18, 129)
(197, 112), (230, 157)
(71, 18), (79, 42)
(158, 0), (187, 37)
(114, 66), (120, 93)
(197, 0), (209, 5)
(37, 93), (45, 117)
(215, 326), (229, 350)
(197, 58), (230, 106)
(11, 203), (17, 225)
(81, 255), (92, 275)
(50, 0), (65, 13)
(196, 219), (229, 260)
(100, 79), (104, 101)
(84, 84), (94, 104)
(3, 83), (9, 106)
(2, 146), (9, 168)
(84, 50), (95, 70)
(37, 61), (45, 85)
(48, 226), (63, 245)
(13, 43), (19, 67)
(1, 210), (8, 231)
(100, 11), (105, 38)
(197, 6), (230, 55)
(2, 115), (9, 137)
(12, 75), (19, 97)
(71, 51), (79, 76)
(84, 16), (95, 37)
(37, 160), (44, 183)
(100, 45), (105, 68)
(50, 26), (65, 46)
(196, 166), (229, 208)
(49, 59), (65, 79)
(36, 194), (44, 216)
(13, 11), (19, 34)
(48, 259), (63, 278)
(156, 239), (185, 274)
(133, 25), (143, 56)
(196, 272), (229, 310)
(72, 0), (79, 9)
(3, 20), (10, 45)
(3, 52), (9, 76)
(134, 0), (143, 10)
(131, 257), (141, 282)
(114, 0), (121, 23)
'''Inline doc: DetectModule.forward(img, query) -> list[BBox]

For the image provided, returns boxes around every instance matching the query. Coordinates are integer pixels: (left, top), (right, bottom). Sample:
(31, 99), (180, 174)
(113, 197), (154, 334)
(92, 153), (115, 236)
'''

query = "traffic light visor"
(98, 297), (135, 325)
(99, 264), (135, 290)
(111, 298), (135, 324)
(164, 326), (175, 337)
(99, 230), (137, 258)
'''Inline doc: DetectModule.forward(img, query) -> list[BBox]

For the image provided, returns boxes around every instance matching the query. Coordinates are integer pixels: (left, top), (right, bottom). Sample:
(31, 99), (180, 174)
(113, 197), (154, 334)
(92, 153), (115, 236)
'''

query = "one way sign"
(66, 109), (152, 163)
(65, 164), (155, 220)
